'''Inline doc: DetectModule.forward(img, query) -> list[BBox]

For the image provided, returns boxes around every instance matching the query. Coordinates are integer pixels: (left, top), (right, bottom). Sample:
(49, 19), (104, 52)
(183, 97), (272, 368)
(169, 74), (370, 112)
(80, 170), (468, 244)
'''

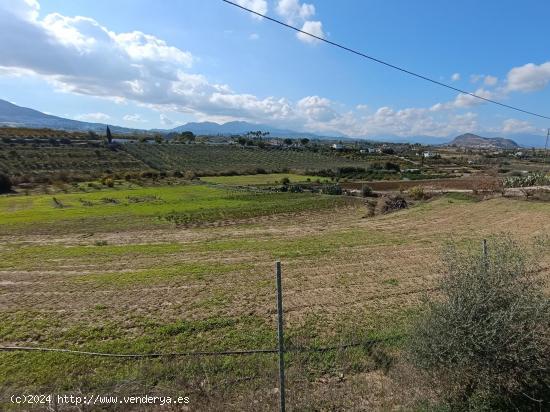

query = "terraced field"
(1, 186), (549, 410)
(1, 141), (378, 182)
(0, 143), (150, 178)
(123, 143), (372, 174)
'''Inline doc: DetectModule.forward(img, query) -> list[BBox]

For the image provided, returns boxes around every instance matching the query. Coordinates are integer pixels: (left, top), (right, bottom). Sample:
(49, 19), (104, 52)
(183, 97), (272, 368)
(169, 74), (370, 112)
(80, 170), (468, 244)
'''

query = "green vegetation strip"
(75, 262), (253, 285)
(200, 173), (330, 185)
(0, 184), (350, 233)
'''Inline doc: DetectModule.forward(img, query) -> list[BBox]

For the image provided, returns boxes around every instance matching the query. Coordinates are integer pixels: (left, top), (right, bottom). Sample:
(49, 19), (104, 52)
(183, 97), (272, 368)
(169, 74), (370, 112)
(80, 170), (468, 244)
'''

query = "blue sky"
(1, 0), (550, 140)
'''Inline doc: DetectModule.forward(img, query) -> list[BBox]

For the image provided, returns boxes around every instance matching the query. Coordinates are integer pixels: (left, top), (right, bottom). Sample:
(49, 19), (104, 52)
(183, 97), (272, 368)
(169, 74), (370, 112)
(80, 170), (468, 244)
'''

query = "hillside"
(447, 133), (519, 149)
(0, 99), (144, 135)
(0, 99), (336, 139)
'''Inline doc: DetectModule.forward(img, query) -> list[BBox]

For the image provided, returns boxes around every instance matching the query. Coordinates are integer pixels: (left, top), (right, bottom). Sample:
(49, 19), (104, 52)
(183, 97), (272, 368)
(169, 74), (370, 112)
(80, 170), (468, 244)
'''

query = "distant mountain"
(0, 99), (337, 139)
(169, 120), (335, 139)
(0, 99), (144, 134)
(1, 99), (545, 146)
(447, 133), (519, 149)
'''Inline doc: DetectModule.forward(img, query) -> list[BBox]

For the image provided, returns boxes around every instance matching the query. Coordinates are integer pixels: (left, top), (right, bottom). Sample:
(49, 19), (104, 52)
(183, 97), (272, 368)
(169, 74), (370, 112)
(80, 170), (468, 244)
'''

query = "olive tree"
(408, 235), (550, 411)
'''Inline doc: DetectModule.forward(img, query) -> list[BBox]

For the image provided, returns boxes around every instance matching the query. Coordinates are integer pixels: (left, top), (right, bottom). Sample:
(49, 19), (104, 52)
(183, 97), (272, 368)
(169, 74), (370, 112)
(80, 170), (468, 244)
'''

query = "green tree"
(105, 126), (113, 144)
(180, 131), (195, 143)
(0, 173), (12, 194)
(300, 138), (310, 146)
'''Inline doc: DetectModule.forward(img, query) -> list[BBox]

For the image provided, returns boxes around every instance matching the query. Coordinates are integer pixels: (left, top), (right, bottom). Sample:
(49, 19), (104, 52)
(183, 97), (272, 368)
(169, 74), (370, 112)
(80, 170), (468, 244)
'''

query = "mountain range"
(0, 99), (337, 140)
(0, 98), (545, 147)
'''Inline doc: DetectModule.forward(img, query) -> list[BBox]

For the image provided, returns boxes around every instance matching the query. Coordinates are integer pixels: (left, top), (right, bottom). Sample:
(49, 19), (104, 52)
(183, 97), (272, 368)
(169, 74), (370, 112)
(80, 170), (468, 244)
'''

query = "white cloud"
(75, 112), (110, 122)
(275, 0), (323, 44)
(483, 75), (498, 86)
(506, 62), (550, 92)
(249, 33), (260, 40)
(429, 88), (497, 112)
(235, 0), (268, 19)
(123, 113), (146, 123)
(501, 118), (536, 134)
(296, 95), (337, 121)
(276, 0), (315, 24)
(297, 20), (324, 43)
(453, 88), (496, 108)
(160, 113), (175, 126)
(451, 73), (460, 82)
(2, 0), (542, 140)
(470, 74), (483, 84)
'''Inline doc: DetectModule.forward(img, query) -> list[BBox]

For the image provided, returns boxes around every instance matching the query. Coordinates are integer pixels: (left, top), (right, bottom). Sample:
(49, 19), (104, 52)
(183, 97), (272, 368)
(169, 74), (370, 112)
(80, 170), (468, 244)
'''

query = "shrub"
(377, 195), (407, 214)
(281, 177), (290, 185)
(384, 161), (401, 172)
(364, 200), (376, 217)
(408, 236), (550, 411)
(503, 172), (550, 188)
(0, 173), (12, 193)
(321, 184), (343, 195)
(408, 186), (425, 200)
(184, 171), (197, 180)
(361, 185), (374, 197)
(101, 176), (114, 187)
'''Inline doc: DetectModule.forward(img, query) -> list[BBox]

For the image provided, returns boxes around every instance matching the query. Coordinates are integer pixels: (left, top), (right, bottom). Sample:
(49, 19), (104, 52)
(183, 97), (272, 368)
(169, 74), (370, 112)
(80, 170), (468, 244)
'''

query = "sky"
(1, 0), (550, 141)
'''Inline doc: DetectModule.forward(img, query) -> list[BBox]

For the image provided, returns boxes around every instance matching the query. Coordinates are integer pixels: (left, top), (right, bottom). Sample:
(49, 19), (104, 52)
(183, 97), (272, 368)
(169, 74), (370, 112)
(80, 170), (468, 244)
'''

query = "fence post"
(275, 261), (286, 412)
(482, 239), (488, 271)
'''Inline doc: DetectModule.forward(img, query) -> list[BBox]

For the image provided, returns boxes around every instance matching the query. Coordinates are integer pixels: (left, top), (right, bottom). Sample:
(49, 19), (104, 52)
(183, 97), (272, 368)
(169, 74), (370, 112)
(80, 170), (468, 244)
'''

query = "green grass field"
(0, 183), (351, 234)
(200, 173), (331, 185)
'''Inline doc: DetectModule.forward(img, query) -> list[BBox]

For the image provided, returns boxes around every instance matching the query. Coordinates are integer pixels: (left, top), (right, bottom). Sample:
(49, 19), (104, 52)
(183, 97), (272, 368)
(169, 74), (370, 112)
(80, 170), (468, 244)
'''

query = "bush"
(321, 184), (342, 195)
(0, 173), (12, 193)
(184, 171), (197, 180)
(361, 185), (374, 197)
(408, 186), (425, 200)
(377, 195), (407, 214)
(408, 236), (550, 411)
(384, 161), (400, 172)
(101, 176), (114, 187)
(503, 172), (550, 188)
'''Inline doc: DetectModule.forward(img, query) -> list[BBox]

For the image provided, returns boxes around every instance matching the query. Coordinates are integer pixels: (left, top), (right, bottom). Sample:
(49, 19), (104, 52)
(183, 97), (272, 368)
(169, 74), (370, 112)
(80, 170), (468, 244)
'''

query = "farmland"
(200, 173), (330, 185)
(0, 184), (351, 235)
(0, 139), (381, 182)
(122, 144), (373, 174)
(0, 142), (150, 179)
(2, 180), (550, 410)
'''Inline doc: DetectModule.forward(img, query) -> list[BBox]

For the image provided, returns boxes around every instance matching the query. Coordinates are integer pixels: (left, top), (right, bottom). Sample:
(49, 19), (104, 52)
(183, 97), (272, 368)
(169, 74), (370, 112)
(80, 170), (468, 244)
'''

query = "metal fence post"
(276, 261), (286, 412)
(482, 239), (489, 271)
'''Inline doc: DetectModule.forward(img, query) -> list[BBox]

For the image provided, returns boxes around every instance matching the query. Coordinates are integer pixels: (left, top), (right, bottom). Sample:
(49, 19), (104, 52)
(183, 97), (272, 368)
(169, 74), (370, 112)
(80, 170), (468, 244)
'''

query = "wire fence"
(1, 262), (406, 411)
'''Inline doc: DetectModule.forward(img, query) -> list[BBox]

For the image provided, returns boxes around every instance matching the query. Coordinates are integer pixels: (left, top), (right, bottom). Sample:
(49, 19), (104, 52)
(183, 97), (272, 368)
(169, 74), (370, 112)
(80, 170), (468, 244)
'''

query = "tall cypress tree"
(106, 126), (112, 144)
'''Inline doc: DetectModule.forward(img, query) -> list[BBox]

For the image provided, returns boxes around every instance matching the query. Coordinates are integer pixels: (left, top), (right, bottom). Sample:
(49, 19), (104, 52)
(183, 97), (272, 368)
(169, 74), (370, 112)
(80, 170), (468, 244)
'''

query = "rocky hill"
(447, 133), (519, 149)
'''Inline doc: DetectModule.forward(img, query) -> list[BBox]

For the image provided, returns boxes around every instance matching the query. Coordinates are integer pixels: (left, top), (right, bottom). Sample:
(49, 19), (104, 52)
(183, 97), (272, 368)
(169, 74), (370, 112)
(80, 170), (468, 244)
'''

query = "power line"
(222, 0), (550, 121)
